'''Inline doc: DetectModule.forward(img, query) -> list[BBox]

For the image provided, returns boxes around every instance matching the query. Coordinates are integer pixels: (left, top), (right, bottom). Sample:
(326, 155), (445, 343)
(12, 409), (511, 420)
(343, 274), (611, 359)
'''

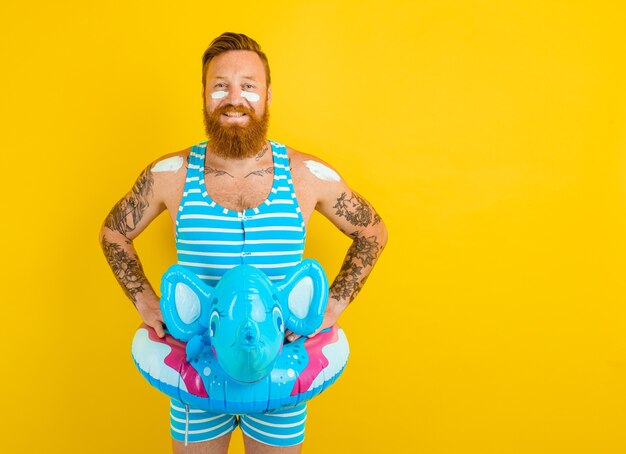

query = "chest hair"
(204, 172), (274, 211)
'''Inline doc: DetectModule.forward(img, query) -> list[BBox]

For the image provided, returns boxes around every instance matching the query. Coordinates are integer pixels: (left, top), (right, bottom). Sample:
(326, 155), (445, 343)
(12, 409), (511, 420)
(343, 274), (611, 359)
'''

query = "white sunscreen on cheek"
(304, 160), (341, 182)
(241, 91), (260, 103)
(211, 90), (228, 99)
(151, 156), (184, 173)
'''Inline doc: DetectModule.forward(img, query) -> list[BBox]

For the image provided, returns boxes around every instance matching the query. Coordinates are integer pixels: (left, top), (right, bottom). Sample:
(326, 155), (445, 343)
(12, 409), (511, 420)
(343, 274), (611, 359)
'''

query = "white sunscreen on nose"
(241, 91), (260, 102)
(151, 156), (184, 173)
(211, 90), (228, 99)
(304, 160), (341, 182)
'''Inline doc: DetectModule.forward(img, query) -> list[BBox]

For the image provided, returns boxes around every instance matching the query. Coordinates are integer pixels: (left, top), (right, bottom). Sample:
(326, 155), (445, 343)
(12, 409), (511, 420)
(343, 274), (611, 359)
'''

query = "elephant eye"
(209, 310), (220, 337)
(272, 306), (284, 333)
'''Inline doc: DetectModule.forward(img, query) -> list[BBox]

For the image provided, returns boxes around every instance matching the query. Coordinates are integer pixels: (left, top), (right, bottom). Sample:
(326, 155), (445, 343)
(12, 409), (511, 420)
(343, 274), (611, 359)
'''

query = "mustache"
(214, 104), (256, 116)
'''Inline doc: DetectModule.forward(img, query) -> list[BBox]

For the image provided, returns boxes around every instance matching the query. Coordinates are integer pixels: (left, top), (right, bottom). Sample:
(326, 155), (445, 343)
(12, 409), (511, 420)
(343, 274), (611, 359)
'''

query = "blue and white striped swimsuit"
(175, 140), (306, 283)
(170, 140), (308, 447)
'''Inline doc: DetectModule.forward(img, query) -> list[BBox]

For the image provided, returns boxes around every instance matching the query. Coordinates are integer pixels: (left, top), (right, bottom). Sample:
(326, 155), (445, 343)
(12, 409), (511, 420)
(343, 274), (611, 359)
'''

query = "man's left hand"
(284, 299), (347, 342)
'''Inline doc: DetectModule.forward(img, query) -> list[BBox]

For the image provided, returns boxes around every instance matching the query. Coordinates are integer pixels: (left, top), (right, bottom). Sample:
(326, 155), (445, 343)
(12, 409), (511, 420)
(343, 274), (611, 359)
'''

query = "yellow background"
(1, 1), (625, 453)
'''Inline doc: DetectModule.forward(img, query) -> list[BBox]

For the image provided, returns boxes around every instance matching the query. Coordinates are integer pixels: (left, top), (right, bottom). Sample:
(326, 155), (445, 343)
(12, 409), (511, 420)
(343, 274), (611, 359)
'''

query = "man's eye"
(215, 83), (226, 88)
(244, 84), (255, 90)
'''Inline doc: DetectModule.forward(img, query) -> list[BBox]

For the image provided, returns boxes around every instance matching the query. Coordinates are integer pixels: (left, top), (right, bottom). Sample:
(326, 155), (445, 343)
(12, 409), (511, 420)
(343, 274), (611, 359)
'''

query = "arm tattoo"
(100, 237), (148, 303)
(205, 166), (234, 178)
(245, 167), (274, 178)
(334, 192), (381, 227)
(330, 235), (382, 303)
(104, 168), (154, 237)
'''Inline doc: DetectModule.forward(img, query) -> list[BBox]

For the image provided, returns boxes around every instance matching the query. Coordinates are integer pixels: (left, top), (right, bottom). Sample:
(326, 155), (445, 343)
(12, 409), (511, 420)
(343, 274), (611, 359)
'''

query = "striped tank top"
(175, 140), (306, 285)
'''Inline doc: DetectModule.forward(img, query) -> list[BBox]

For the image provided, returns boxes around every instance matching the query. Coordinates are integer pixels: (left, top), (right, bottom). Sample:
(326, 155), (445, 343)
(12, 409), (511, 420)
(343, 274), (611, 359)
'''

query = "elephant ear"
(276, 259), (329, 336)
(160, 264), (213, 342)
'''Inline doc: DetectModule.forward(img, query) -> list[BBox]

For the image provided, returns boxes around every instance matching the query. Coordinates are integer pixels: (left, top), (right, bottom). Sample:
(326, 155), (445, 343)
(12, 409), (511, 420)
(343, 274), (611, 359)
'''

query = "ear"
(266, 85), (272, 107)
(275, 259), (328, 336)
(160, 264), (214, 341)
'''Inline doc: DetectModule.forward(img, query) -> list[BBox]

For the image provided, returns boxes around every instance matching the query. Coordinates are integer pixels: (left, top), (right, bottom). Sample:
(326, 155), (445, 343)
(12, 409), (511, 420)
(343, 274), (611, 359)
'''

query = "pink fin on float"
(146, 325), (208, 398)
(290, 326), (339, 396)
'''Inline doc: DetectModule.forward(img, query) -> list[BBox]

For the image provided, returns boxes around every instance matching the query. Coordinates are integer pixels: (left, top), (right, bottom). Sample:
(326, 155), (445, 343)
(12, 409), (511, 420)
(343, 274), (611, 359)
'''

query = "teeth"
(225, 112), (244, 117)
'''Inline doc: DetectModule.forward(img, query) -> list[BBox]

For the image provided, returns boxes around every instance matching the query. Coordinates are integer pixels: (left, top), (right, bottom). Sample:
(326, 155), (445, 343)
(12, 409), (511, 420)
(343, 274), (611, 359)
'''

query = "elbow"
(99, 220), (134, 247)
(364, 217), (387, 251)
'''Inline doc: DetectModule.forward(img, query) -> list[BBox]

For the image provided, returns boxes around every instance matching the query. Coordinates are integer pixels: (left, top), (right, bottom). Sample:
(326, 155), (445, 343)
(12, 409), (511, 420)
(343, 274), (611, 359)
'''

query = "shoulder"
(142, 147), (192, 196)
(147, 147), (191, 178)
(149, 148), (191, 172)
(285, 146), (344, 188)
(280, 144), (351, 218)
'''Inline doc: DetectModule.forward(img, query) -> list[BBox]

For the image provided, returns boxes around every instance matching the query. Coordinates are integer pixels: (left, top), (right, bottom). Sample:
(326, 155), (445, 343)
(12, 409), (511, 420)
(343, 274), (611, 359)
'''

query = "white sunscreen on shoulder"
(211, 90), (228, 99)
(304, 160), (341, 182)
(151, 156), (184, 173)
(241, 91), (260, 102)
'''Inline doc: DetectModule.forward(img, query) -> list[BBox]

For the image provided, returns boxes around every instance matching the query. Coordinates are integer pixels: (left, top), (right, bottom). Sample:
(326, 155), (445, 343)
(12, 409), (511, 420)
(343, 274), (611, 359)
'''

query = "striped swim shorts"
(170, 399), (307, 447)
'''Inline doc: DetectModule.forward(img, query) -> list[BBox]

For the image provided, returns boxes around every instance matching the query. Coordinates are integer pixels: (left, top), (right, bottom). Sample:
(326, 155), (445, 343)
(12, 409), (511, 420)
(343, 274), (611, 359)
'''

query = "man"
(99, 32), (387, 454)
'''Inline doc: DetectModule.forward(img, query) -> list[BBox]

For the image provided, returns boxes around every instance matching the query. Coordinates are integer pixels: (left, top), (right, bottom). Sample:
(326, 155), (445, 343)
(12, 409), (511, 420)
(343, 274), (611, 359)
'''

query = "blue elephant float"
(131, 259), (350, 414)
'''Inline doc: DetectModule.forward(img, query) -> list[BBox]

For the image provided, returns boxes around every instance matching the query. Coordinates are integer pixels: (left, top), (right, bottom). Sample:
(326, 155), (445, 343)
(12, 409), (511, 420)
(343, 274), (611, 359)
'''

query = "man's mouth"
(219, 110), (252, 126)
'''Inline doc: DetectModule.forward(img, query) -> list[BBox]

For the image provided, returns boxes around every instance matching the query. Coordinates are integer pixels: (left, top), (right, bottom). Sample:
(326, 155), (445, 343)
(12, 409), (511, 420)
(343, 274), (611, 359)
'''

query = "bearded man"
(99, 32), (387, 454)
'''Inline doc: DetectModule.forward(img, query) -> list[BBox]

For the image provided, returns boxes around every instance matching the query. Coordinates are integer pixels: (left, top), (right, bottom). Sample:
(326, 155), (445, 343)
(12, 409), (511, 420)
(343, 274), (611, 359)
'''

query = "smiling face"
(202, 50), (272, 159)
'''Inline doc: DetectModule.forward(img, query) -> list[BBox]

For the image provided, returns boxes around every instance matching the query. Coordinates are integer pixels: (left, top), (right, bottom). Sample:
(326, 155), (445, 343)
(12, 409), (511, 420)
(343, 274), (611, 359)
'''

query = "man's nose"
(224, 88), (244, 105)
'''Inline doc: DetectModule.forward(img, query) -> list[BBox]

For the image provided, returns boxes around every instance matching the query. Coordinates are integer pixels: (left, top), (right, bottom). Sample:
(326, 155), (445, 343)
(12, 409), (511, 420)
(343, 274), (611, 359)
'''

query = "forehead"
(205, 50), (266, 84)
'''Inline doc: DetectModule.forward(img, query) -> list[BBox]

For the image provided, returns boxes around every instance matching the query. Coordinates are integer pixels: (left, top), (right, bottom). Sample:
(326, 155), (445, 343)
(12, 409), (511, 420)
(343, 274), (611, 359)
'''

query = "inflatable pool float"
(131, 259), (350, 414)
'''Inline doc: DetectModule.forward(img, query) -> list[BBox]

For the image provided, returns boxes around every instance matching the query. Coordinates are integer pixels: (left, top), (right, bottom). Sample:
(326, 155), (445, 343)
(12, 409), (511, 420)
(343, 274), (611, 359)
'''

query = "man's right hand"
(136, 298), (166, 338)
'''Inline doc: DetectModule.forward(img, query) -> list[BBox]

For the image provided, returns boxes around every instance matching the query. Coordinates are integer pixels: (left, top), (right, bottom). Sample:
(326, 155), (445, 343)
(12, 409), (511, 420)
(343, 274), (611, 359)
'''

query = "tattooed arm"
(287, 153), (387, 340)
(312, 189), (387, 336)
(98, 163), (173, 338)
(327, 191), (385, 299)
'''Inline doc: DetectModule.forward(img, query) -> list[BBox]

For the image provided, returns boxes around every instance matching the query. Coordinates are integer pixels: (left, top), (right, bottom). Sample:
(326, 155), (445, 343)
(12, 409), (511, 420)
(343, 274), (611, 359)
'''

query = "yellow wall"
(1, 1), (625, 452)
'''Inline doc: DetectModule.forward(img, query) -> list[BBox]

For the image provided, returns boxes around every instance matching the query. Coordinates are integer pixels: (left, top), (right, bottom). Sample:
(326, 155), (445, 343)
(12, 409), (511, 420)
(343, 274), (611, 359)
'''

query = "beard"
(203, 103), (269, 159)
